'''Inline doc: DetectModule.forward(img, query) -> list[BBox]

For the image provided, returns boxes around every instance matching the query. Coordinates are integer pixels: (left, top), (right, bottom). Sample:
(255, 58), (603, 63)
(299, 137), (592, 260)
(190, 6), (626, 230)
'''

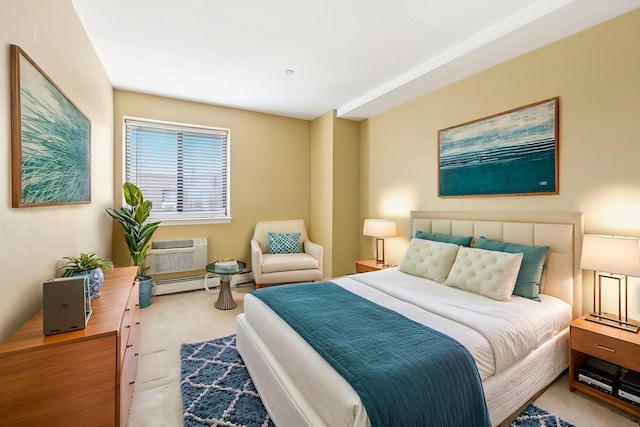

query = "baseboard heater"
(154, 272), (254, 295)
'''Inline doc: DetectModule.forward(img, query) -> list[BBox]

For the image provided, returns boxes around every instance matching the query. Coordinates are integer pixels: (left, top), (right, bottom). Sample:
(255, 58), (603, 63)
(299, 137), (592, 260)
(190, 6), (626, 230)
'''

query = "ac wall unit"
(147, 238), (207, 275)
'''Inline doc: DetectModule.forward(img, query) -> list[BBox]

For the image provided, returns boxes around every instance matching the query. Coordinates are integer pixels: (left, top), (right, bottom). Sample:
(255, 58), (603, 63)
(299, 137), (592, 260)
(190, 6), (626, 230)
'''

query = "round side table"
(205, 261), (247, 310)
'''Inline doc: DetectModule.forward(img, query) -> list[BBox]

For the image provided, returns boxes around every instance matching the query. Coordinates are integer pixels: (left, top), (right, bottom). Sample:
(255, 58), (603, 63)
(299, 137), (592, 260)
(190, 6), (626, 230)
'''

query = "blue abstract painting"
(439, 98), (558, 197)
(11, 45), (91, 207)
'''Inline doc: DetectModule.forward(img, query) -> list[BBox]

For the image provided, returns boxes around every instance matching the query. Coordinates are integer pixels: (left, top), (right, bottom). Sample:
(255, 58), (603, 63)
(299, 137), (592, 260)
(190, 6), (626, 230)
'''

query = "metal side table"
(205, 261), (247, 310)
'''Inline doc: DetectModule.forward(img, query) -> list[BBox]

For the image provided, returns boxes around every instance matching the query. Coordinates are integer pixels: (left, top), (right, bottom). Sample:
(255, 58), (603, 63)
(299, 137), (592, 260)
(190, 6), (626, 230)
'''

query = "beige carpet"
(127, 286), (640, 427)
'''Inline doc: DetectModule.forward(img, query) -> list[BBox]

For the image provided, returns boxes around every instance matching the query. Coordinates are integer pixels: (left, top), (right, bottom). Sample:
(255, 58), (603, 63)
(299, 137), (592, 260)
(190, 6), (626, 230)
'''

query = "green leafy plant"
(61, 252), (113, 276)
(106, 182), (161, 277)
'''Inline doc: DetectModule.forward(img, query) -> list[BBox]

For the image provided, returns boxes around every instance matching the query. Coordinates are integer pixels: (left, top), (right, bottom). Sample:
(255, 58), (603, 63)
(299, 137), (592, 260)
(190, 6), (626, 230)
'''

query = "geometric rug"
(180, 334), (275, 427)
(509, 403), (575, 427)
(181, 334), (573, 427)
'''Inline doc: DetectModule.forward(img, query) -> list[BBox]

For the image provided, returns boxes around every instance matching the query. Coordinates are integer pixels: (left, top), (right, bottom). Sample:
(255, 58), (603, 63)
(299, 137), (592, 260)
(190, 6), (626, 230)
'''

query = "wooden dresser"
(0, 266), (140, 426)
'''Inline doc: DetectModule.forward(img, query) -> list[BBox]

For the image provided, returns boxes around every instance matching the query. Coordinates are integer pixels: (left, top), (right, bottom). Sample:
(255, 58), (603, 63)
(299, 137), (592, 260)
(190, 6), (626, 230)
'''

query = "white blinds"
(124, 118), (230, 221)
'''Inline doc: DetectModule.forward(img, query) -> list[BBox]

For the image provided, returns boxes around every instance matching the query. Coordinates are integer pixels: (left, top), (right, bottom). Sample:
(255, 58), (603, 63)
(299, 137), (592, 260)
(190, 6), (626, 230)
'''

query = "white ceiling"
(71, 0), (640, 121)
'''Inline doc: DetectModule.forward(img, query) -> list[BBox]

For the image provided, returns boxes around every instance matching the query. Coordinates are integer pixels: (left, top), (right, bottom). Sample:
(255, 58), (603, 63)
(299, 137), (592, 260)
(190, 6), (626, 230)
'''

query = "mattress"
(237, 268), (572, 426)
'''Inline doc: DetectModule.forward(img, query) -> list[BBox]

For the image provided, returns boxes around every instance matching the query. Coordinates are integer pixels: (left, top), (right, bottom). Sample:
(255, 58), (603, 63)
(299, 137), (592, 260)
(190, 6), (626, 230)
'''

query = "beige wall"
(361, 9), (640, 314)
(0, 0), (114, 341)
(310, 111), (360, 278)
(310, 111), (334, 277)
(112, 91), (311, 274)
(332, 116), (360, 276)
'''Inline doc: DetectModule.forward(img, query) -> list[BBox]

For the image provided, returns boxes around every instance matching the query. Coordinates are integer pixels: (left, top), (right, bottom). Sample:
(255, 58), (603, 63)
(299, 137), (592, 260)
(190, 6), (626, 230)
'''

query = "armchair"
(251, 219), (323, 288)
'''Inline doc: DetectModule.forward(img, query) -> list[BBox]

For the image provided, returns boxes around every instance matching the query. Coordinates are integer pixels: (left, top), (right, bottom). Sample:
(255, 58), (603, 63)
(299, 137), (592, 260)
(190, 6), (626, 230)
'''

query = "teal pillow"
(415, 231), (473, 247)
(268, 232), (302, 254)
(476, 236), (549, 301)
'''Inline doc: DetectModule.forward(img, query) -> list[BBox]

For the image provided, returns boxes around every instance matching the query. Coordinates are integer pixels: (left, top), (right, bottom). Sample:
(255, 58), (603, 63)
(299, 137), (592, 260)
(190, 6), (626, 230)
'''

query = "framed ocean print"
(438, 97), (559, 197)
(10, 45), (91, 208)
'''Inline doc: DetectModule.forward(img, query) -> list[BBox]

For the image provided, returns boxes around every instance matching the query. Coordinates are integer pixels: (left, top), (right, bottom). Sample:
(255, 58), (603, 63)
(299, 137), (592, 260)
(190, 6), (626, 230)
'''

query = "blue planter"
(71, 267), (104, 300)
(138, 276), (153, 308)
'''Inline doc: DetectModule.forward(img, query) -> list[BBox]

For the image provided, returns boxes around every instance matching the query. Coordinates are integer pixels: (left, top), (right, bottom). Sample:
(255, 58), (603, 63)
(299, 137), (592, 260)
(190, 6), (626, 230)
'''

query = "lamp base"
(586, 312), (640, 333)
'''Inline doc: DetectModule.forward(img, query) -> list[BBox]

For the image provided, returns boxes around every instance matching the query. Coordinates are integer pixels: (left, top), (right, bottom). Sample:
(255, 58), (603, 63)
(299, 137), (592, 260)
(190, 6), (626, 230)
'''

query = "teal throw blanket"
(252, 281), (491, 427)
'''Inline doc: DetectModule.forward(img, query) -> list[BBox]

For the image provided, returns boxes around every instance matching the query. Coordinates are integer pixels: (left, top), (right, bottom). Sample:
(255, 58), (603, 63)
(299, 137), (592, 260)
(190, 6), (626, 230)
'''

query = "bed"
(236, 211), (584, 426)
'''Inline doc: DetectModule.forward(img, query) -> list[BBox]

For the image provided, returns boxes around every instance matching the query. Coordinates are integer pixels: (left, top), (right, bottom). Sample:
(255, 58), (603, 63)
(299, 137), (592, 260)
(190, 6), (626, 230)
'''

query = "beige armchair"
(251, 219), (323, 288)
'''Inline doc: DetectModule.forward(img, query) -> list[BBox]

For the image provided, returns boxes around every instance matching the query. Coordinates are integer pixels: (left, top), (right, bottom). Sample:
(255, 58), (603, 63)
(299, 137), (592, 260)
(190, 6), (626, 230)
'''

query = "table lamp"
(580, 234), (640, 333)
(363, 219), (396, 265)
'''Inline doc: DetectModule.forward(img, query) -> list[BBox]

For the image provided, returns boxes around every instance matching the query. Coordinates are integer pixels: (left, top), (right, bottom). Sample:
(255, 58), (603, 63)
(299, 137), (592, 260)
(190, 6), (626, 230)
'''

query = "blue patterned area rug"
(181, 334), (573, 427)
(180, 334), (275, 427)
(510, 403), (575, 427)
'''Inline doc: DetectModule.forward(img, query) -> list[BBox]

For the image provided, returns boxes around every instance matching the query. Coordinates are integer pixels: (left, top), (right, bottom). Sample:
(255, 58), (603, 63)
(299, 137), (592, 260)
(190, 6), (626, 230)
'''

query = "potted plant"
(106, 182), (161, 308)
(60, 252), (114, 300)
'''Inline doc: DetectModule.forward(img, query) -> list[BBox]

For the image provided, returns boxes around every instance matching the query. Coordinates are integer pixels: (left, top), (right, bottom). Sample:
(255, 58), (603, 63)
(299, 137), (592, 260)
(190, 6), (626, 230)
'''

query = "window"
(124, 117), (230, 224)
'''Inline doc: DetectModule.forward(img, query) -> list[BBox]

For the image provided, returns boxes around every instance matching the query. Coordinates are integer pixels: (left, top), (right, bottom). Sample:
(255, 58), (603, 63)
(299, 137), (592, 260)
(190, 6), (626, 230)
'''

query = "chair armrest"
(250, 239), (264, 278)
(304, 240), (323, 276)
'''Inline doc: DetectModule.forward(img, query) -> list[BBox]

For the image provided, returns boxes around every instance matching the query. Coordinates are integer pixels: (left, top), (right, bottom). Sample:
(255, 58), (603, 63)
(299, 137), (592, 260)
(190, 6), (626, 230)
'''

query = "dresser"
(0, 266), (140, 426)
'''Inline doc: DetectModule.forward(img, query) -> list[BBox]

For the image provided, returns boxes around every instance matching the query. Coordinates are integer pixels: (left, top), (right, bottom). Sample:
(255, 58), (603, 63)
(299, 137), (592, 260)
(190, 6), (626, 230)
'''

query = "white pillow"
(444, 247), (523, 301)
(399, 238), (460, 282)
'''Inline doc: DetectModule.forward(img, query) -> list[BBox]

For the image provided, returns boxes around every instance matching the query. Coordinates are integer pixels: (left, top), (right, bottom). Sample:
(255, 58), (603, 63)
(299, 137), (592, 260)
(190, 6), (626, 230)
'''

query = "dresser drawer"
(571, 326), (640, 371)
(119, 345), (139, 427)
(118, 281), (140, 369)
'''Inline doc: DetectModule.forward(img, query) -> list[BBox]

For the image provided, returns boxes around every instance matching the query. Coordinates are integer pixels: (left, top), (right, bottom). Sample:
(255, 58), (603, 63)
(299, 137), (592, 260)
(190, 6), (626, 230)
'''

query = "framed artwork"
(10, 45), (91, 207)
(438, 97), (559, 197)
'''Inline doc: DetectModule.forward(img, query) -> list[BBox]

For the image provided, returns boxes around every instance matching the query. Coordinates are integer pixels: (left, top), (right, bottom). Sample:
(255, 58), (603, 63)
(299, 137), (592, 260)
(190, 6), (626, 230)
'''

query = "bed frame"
(237, 210), (584, 426)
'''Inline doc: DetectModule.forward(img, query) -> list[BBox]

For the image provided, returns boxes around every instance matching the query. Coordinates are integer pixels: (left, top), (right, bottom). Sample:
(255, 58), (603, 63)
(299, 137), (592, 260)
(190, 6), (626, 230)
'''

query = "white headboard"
(411, 211), (584, 319)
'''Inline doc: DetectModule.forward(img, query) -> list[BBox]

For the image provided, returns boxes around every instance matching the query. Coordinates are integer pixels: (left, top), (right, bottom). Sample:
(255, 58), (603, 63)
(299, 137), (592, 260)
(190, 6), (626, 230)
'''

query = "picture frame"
(10, 45), (91, 208)
(438, 97), (559, 197)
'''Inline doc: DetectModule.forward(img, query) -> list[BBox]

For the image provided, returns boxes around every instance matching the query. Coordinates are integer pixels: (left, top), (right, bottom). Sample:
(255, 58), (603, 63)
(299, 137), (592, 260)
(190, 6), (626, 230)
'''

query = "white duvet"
(343, 268), (571, 376)
(239, 268), (572, 427)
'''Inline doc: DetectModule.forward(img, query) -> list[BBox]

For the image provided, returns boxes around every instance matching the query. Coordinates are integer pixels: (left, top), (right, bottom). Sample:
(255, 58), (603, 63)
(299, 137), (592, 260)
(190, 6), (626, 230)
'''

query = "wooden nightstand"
(355, 259), (394, 273)
(569, 314), (640, 417)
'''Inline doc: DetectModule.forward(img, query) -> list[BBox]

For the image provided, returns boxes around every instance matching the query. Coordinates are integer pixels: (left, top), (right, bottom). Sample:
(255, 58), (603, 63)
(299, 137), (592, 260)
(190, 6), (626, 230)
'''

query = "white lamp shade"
(363, 219), (396, 238)
(581, 234), (640, 277)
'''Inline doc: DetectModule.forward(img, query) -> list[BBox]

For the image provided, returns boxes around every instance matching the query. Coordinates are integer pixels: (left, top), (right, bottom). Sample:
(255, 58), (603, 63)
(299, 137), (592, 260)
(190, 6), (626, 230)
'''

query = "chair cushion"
(268, 232), (302, 254)
(261, 253), (319, 273)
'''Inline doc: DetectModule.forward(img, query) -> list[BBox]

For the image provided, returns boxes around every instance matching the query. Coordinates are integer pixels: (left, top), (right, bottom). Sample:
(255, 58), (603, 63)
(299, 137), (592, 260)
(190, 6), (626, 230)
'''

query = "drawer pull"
(596, 345), (615, 353)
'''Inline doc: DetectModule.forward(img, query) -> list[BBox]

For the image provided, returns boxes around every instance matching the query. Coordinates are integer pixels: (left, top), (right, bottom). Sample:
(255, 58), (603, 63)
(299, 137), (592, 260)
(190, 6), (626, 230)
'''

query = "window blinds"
(124, 118), (230, 221)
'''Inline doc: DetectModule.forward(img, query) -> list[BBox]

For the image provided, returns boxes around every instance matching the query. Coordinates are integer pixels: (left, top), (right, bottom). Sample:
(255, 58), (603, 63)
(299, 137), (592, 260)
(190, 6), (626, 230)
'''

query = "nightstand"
(355, 259), (394, 273)
(569, 314), (640, 417)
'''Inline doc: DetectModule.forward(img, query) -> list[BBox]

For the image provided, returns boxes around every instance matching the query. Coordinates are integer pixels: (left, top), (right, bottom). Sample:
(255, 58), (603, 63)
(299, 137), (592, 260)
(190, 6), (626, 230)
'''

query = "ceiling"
(71, 0), (640, 121)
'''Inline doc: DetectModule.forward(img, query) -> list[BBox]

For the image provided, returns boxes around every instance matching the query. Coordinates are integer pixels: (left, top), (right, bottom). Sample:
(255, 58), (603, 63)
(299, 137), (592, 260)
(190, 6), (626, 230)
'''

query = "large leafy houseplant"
(106, 182), (161, 277)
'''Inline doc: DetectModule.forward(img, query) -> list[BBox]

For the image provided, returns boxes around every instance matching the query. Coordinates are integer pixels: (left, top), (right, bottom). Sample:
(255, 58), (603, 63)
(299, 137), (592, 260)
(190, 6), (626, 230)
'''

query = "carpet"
(181, 334), (574, 427)
(510, 403), (575, 427)
(180, 334), (275, 427)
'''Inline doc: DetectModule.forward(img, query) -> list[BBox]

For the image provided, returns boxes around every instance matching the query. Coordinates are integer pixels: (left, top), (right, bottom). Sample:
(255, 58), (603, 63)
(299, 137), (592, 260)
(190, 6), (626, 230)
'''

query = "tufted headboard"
(410, 211), (584, 319)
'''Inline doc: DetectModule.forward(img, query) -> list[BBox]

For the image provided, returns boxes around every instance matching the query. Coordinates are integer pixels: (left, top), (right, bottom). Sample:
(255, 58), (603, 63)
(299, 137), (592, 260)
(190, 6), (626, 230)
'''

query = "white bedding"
(347, 268), (572, 375)
(238, 268), (572, 427)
